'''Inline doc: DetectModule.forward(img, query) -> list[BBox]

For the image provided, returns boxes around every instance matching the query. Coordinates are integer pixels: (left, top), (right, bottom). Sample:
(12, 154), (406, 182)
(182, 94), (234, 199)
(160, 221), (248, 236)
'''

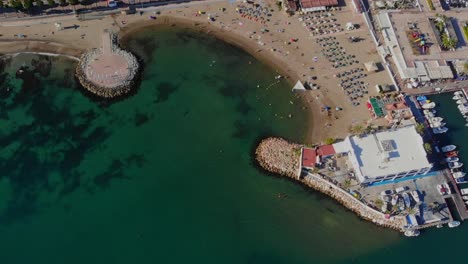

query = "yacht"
(445, 157), (459, 163)
(422, 102), (436, 109)
(445, 151), (458, 157)
(442, 145), (456, 152)
(404, 229), (420, 237)
(453, 94), (464, 100)
(449, 162), (463, 169)
(448, 221), (461, 228)
(462, 195), (468, 200)
(456, 99), (467, 104)
(455, 178), (468, 184)
(453, 171), (466, 178)
(433, 127), (448, 134)
(430, 122), (446, 128)
(430, 117), (443, 122)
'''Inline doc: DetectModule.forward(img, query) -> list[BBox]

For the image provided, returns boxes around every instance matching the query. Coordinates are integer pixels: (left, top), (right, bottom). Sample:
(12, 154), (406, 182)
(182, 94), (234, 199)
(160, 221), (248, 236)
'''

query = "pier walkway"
(444, 169), (468, 220)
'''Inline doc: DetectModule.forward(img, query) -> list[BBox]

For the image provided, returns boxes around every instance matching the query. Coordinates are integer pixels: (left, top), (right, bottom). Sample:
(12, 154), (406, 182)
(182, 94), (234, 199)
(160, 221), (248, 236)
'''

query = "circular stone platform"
(76, 30), (139, 98)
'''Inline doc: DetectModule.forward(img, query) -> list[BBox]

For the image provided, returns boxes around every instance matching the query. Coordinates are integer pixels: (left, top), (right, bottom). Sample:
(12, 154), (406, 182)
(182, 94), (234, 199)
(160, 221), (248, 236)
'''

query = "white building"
(333, 125), (433, 185)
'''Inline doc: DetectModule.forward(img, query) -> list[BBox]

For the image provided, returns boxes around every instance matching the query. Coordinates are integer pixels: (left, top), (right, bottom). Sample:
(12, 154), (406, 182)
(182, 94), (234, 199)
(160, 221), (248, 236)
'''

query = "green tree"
(375, 199), (384, 208)
(464, 62), (468, 73)
(324, 137), (335, 145)
(349, 124), (364, 136)
(415, 122), (425, 135)
(22, 0), (33, 9)
(0, 1), (4, 8)
(35, 0), (43, 7)
(441, 33), (457, 50)
(424, 142), (432, 154)
(10, 0), (23, 10)
(59, 0), (66, 5)
(47, 0), (54, 5)
(67, 0), (77, 4)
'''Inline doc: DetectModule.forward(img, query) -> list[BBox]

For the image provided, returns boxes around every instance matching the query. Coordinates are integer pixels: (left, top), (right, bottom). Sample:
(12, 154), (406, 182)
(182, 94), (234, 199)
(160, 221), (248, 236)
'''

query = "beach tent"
(364, 61), (378, 72)
(292, 80), (307, 92)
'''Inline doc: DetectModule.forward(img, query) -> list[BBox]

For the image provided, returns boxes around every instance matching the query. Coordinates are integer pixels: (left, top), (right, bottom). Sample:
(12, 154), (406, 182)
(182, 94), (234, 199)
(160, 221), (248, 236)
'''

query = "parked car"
(380, 190), (394, 196)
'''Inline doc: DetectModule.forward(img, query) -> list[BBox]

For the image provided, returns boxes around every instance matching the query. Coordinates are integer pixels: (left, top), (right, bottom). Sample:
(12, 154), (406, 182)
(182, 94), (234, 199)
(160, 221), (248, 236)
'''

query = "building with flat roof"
(333, 125), (432, 185)
(299, 0), (338, 12)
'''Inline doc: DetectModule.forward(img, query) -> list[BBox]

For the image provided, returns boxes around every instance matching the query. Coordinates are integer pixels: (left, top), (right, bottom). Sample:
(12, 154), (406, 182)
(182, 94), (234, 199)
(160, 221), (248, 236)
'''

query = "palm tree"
(441, 33), (457, 50)
(415, 122), (425, 135)
(424, 143), (432, 154)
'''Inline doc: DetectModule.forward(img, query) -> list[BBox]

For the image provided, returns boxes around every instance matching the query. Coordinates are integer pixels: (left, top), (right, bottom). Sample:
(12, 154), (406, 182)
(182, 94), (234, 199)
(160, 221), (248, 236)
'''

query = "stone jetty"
(255, 137), (407, 232)
(76, 30), (139, 98)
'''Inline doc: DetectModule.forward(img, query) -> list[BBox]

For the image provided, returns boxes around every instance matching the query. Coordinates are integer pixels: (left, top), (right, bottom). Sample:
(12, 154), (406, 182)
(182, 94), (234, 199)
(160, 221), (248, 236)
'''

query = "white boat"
(402, 192), (411, 208)
(423, 109), (436, 115)
(433, 127), (448, 134)
(404, 229), (420, 237)
(411, 190), (420, 204)
(445, 157), (459, 162)
(455, 178), (467, 184)
(443, 182), (452, 194)
(449, 162), (463, 169)
(453, 171), (466, 178)
(462, 188), (468, 195)
(442, 145), (456, 152)
(463, 195), (468, 200)
(448, 221), (460, 228)
(430, 117), (443, 122)
(453, 94), (463, 100)
(436, 223), (443, 228)
(457, 99), (467, 104)
(430, 122), (446, 128)
(422, 102), (436, 109)
(391, 195), (398, 206)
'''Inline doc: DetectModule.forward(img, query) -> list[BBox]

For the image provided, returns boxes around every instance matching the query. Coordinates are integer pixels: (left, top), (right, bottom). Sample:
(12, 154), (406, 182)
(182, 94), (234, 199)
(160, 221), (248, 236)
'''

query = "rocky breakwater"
(255, 137), (302, 179)
(255, 137), (407, 233)
(75, 32), (140, 98)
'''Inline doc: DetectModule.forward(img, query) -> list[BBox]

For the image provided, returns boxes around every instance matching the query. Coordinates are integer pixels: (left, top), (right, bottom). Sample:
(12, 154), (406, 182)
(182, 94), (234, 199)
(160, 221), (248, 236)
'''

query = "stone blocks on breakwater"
(255, 137), (407, 232)
(75, 31), (139, 98)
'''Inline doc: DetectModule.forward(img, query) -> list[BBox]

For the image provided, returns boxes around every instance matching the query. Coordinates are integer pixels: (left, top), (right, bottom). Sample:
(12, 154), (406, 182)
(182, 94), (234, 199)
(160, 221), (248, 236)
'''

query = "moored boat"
(449, 162), (463, 169)
(452, 171), (466, 178)
(404, 229), (420, 237)
(442, 145), (456, 152)
(456, 99), (467, 104)
(448, 221), (460, 228)
(445, 157), (459, 162)
(455, 178), (467, 184)
(463, 195), (468, 200)
(433, 127), (448, 134)
(445, 151), (458, 157)
(422, 102), (436, 109)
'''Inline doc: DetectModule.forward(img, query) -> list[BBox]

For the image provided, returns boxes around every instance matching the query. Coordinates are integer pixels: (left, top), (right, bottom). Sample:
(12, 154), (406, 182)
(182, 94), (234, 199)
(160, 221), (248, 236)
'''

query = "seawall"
(255, 137), (407, 233)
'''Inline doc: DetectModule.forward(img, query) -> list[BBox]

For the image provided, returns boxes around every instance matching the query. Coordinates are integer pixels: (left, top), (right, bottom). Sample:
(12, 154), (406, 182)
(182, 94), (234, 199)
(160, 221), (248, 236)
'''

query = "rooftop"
(299, 0), (338, 9)
(334, 125), (431, 180)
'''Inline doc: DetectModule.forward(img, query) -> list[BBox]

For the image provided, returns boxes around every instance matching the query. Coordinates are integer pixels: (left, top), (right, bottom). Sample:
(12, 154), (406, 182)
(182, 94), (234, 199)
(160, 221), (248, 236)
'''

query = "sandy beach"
(0, 0), (392, 144)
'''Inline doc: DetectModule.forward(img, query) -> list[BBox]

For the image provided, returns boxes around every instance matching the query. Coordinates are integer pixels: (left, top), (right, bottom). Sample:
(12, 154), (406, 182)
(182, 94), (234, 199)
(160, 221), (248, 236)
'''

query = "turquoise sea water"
(1, 27), (466, 264)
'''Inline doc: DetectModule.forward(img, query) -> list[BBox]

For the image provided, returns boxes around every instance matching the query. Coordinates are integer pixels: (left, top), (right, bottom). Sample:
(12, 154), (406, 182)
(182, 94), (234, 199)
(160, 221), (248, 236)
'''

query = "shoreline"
(118, 15), (318, 143)
(255, 137), (408, 233)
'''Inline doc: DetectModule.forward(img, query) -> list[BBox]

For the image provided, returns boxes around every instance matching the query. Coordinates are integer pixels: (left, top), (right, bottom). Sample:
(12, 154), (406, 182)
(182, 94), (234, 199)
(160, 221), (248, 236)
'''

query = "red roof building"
(302, 145), (336, 168)
(299, 0), (338, 11)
